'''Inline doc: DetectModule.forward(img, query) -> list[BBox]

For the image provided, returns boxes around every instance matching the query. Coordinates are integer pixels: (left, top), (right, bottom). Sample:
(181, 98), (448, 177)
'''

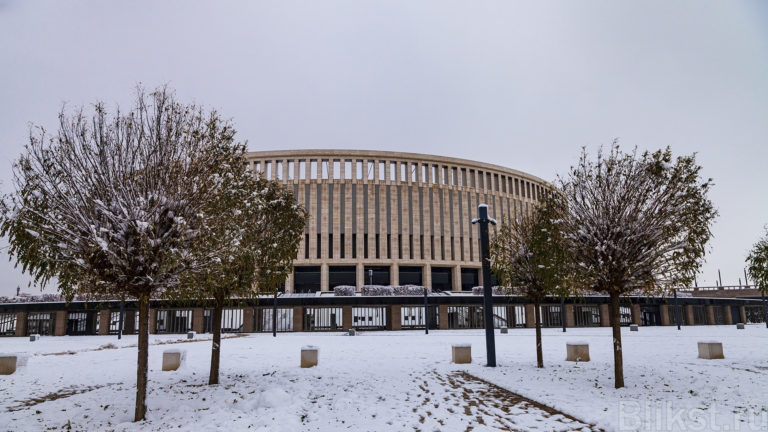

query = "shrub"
(333, 285), (356, 296)
(392, 285), (431, 296)
(471, 286), (511, 296)
(361, 285), (394, 296)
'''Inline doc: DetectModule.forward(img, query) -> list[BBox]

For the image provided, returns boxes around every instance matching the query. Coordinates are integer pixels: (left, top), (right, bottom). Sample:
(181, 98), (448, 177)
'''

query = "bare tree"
(1, 87), (233, 421)
(558, 143), (717, 388)
(171, 140), (307, 385)
(746, 227), (768, 327)
(491, 192), (572, 368)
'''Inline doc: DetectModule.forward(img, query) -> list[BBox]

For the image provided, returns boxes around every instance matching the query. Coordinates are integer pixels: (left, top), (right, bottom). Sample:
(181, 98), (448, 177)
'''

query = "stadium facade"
(246, 150), (549, 293)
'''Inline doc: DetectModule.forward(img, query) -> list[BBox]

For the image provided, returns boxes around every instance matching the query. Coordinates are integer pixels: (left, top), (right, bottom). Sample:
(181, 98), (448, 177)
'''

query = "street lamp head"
(478, 204), (488, 219)
(472, 204), (497, 225)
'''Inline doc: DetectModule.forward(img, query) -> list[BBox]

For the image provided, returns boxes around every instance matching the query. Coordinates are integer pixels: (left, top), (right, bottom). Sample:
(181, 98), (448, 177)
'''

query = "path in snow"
(410, 371), (601, 432)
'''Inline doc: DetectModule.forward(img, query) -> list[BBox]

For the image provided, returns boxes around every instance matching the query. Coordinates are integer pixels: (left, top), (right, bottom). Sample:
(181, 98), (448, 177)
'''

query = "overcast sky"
(0, 1), (766, 297)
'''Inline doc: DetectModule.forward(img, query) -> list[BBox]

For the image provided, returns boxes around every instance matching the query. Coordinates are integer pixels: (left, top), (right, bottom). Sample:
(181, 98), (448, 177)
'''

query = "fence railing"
(0, 295), (763, 336)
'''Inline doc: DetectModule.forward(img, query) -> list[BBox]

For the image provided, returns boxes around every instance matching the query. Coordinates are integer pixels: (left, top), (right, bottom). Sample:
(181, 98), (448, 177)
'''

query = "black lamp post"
(472, 204), (497, 367)
(762, 289), (767, 329)
(273, 291), (278, 337)
(560, 296), (566, 332)
(673, 288), (681, 330)
(424, 287), (429, 335)
(117, 299), (125, 340)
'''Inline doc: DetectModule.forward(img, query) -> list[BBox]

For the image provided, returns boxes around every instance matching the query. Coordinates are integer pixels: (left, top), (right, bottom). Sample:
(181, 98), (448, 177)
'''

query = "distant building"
(247, 150), (548, 293)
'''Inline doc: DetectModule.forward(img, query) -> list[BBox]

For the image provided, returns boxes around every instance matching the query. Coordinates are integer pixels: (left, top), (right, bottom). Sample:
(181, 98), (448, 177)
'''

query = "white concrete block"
(698, 341), (724, 359)
(162, 349), (186, 371)
(0, 355), (17, 375)
(301, 346), (319, 368)
(451, 344), (471, 364)
(566, 342), (590, 362)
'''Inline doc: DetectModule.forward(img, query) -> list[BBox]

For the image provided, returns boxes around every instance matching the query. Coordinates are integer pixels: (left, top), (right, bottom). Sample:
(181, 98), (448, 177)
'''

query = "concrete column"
(98, 309), (110, 336)
(192, 308), (204, 333)
(564, 304), (575, 328)
(438, 305), (449, 330)
(293, 306), (304, 332)
(14, 311), (27, 337)
(525, 304), (535, 328)
(388, 305), (401, 330)
(452, 266), (461, 292)
(285, 272), (294, 294)
(54, 311), (67, 336)
(685, 305), (695, 326)
(723, 306), (733, 325)
(149, 308), (158, 334)
(242, 307), (254, 333)
(342, 305), (353, 330)
(391, 263), (399, 286)
(660, 304), (671, 326)
(320, 263), (329, 292)
(423, 263), (432, 289)
(478, 266), (484, 288)
(739, 306), (747, 324)
(706, 305), (716, 325)
(356, 263), (364, 290)
(599, 304), (610, 327)
(631, 304), (642, 326)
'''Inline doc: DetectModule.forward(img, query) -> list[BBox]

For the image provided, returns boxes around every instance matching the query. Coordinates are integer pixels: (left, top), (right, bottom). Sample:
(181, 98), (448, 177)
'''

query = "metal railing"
(255, 307), (294, 332)
(667, 305), (688, 325)
(539, 305), (562, 328)
(574, 305), (600, 327)
(446, 305), (518, 329)
(66, 312), (90, 335)
(27, 312), (55, 336)
(304, 307), (343, 331)
(156, 309), (193, 334)
(678, 285), (758, 291)
(0, 312), (16, 335)
(352, 307), (387, 330)
(713, 306), (727, 325)
(745, 306), (763, 324)
(0, 295), (762, 335)
(401, 306), (439, 329)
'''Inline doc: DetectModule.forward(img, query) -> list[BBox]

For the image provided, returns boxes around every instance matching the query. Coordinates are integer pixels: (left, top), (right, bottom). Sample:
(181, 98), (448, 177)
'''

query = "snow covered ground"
(1, 325), (767, 431)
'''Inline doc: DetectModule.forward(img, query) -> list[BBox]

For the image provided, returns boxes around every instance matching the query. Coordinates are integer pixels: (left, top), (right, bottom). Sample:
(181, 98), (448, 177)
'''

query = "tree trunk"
(209, 301), (223, 385)
(134, 294), (150, 422)
(534, 300), (543, 368)
(609, 291), (625, 388)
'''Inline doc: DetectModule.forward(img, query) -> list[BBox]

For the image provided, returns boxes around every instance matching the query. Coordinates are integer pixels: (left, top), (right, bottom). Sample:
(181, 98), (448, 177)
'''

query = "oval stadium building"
(246, 150), (549, 293)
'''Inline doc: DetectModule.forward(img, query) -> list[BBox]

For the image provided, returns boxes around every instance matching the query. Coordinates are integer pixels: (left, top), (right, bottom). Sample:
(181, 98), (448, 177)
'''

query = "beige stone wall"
(247, 150), (548, 292)
(599, 304), (610, 327)
(54, 311), (67, 336)
(631, 304), (642, 326)
(192, 308), (204, 334)
(14, 312), (27, 337)
(292, 306), (304, 332)
(98, 309), (110, 336)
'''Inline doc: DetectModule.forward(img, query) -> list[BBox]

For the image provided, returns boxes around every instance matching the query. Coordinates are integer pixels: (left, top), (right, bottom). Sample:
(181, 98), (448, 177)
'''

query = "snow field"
(0, 325), (766, 431)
